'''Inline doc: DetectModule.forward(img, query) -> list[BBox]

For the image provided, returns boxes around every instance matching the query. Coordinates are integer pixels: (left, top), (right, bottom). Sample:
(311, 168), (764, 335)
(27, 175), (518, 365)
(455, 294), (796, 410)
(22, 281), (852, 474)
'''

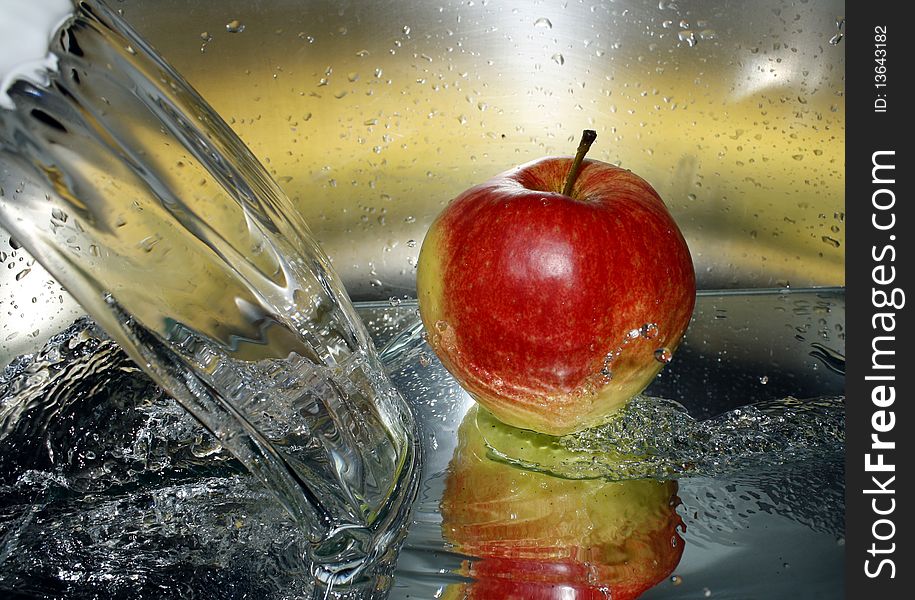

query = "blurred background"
(0, 0), (844, 360)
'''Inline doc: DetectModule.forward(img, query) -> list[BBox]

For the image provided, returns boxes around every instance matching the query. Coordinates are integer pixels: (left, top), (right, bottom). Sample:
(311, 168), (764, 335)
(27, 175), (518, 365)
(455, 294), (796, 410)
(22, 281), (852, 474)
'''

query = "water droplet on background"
(654, 347), (673, 363)
(678, 30), (697, 47)
(225, 20), (245, 34)
(533, 17), (553, 29)
(641, 323), (660, 339)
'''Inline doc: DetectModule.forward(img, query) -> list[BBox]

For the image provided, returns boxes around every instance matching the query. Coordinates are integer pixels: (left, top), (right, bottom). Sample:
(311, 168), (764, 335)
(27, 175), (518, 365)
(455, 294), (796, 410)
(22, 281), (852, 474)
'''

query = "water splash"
(479, 394), (844, 482)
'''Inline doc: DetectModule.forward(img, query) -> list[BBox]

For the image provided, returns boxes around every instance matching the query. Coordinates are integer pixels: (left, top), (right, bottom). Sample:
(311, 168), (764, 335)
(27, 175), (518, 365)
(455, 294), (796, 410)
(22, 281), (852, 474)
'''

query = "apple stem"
(561, 129), (597, 197)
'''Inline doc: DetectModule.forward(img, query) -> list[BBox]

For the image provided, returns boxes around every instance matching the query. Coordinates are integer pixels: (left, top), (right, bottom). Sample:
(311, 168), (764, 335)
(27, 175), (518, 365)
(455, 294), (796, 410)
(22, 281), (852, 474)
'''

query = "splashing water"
(0, 0), (420, 591)
(0, 293), (845, 598)
(473, 393), (843, 481)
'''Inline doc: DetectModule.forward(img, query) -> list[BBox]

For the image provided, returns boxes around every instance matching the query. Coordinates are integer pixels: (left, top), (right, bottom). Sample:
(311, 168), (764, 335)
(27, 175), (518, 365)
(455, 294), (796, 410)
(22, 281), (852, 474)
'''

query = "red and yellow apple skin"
(440, 406), (686, 600)
(417, 157), (695, 435)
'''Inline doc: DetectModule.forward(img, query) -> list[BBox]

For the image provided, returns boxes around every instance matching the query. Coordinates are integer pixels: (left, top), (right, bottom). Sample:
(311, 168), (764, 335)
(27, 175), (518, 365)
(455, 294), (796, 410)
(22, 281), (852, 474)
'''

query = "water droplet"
(533, 17), (553, 29)
(551, 53), (565, 65)
(406, 239), (417, 248)
(828, 33), (843, 45)
(226, 19), (245, 34)
(51, 208), (68, 222)
(671, 575), (683, 586)
(15, 268), (31, 281)
(759, 375), (769, 384)
(599, 364), (613, 382)
(138, 236), (159, 252)
(678, 30), (697, 47)
(457, 114), (468, 125)
(435, 320), (449, 333)
(792, 154), (804, 161)
(627, 328), (641, 340)
(703, 588), (712, 598)
(641, 323), (660, 339)
(821, 235), (840, 248)
(654, 347), (673, 363)
(418, 352), (433, 367)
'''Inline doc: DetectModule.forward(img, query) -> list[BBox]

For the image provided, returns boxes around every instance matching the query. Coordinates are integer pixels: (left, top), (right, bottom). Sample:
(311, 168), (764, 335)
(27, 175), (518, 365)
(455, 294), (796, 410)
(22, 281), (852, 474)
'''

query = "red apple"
(440, 406), (686, 600)
(417, 132), (695, 435)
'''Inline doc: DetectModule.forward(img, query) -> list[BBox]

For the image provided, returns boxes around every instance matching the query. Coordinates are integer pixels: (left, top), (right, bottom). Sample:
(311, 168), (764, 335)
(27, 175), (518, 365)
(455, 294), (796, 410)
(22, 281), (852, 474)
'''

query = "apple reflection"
(440, 406), (685, 600)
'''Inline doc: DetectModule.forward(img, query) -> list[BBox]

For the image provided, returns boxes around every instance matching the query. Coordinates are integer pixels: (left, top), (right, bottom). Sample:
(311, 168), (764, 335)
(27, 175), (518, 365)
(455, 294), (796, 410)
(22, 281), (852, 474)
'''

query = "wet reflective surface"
(1, 289), (844, 598)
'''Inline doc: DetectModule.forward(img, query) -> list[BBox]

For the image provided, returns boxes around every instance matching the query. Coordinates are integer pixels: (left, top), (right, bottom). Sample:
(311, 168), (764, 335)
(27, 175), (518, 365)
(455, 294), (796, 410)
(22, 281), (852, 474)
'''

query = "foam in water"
(0, 0), (73, 110)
